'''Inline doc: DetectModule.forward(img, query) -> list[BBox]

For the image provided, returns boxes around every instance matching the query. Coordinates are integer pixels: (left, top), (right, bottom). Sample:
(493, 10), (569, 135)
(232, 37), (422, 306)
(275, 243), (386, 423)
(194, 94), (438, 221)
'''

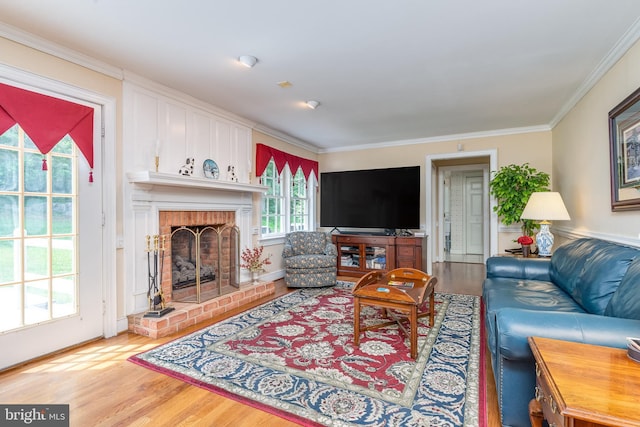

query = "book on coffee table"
(387, 280), (414, 290)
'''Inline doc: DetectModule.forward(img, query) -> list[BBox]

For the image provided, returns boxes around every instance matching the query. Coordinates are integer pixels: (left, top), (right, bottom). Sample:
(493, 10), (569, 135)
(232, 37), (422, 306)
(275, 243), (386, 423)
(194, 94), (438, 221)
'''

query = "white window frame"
(260, 160), (316, 241)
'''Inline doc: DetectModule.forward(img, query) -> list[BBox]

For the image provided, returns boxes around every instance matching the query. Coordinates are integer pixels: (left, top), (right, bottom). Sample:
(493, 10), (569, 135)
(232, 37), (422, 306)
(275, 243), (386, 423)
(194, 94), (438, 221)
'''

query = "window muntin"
(0, 125), (78, 333)
(261, 160), (285, 235)
(289, 167), (310, 232)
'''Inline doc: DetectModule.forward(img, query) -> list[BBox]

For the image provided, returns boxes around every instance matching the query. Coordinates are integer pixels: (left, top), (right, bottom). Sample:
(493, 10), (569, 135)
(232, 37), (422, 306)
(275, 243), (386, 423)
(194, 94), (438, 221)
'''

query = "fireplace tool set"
(144, 234), (175, 318)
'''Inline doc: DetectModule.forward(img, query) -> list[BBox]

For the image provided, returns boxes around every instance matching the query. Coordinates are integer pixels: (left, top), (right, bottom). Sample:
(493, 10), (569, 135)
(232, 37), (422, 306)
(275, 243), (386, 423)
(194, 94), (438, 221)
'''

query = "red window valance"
(0, 82), (94, 178)
(256, 143), (318, 181)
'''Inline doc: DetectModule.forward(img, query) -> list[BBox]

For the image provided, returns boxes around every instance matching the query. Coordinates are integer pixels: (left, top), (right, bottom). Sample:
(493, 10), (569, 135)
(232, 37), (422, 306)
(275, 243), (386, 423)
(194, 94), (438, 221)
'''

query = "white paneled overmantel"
(122, 78), (260, 318)
(123, 79), (254, 182)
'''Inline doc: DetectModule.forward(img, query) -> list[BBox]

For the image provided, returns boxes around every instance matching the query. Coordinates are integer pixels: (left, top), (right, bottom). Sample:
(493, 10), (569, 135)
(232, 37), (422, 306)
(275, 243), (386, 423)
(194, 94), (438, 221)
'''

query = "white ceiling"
(1, 1), (640, 152)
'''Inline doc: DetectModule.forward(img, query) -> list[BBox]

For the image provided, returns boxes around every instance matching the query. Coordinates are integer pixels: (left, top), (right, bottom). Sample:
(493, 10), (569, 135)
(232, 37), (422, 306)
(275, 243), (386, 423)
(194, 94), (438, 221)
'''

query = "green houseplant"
(489, 163), (550, 237)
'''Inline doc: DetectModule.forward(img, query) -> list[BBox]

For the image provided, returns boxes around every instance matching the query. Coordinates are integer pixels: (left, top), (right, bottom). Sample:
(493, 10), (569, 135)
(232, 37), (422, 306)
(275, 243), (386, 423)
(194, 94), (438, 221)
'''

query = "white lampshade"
(521, 192), (570, 221)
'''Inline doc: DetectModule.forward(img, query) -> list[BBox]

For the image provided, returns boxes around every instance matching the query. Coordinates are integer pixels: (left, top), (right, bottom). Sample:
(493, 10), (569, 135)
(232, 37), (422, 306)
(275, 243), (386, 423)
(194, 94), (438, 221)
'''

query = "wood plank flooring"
(0, 261), (500, 427)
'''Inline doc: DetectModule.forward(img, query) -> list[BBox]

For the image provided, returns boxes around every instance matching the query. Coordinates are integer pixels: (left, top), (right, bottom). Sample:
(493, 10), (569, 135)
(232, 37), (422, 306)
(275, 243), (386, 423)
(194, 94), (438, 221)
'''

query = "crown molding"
(252, 124), (320, 153)
(318, 124), (551, 154)
(549, 16), (640, 129)
(0, 21), (123, 80)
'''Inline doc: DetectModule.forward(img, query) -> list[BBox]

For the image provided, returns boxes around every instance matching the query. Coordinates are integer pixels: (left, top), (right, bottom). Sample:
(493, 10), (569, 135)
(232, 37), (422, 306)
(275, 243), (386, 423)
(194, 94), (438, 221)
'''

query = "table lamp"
(520, 192), (570, 257)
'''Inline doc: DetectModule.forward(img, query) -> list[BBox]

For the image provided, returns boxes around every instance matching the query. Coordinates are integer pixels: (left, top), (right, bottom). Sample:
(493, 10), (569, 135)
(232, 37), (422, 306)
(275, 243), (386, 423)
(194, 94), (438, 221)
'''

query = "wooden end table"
(528, 336), (640, 427)
(352, 267), (437, 359)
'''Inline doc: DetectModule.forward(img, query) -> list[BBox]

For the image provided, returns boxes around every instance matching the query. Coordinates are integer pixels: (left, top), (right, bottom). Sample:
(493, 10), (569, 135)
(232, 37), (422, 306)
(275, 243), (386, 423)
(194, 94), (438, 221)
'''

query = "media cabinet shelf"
(332, 234), (426, 277)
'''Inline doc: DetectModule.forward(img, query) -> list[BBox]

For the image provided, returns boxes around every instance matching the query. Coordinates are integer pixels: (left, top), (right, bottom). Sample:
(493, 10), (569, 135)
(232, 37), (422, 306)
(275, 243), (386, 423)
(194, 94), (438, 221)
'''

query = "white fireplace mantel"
(124, 170), (266, 317)
(127, 171), (267, 193)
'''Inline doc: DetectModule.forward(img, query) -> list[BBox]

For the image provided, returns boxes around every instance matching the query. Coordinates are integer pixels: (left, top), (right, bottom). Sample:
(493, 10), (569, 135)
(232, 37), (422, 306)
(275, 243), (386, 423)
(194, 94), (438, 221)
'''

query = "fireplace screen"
(170, 224), (239, 303)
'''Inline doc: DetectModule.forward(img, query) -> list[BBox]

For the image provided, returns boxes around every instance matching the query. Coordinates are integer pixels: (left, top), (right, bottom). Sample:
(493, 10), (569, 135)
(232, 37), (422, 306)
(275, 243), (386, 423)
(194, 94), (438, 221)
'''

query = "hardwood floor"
(0, 262), (500, 427)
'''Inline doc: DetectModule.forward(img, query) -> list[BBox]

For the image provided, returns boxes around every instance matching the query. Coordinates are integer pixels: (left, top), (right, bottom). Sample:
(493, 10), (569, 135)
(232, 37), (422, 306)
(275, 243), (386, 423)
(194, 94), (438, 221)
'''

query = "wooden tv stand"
(332, 234), (426, 277)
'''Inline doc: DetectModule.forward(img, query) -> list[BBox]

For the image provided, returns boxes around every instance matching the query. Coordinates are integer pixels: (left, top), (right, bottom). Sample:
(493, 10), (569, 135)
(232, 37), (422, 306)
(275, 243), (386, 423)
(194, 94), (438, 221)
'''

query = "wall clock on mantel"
(203, 159), (219, 179)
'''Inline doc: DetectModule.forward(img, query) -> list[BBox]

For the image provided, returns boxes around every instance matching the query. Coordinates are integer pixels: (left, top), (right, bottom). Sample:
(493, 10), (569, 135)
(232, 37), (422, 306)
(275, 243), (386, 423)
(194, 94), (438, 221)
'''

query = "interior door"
(465, 175), (484, 254)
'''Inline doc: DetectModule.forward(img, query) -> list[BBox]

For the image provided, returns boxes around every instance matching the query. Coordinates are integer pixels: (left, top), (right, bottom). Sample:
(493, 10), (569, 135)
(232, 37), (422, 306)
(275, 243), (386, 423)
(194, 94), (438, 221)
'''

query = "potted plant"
(489, 163), (550, 249)
(240, 246), (272, 284)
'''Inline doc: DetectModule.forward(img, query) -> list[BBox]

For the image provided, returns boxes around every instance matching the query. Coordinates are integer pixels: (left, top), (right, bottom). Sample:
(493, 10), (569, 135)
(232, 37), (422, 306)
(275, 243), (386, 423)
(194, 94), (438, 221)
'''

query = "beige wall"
(0, 36), (125, 317)
(319, 131), (552, 253)
(553, 39), (640, 242)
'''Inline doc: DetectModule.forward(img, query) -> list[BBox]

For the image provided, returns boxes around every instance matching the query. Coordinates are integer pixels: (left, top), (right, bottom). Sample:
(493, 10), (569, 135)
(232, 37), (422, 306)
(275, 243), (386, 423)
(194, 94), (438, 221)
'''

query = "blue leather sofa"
(482, 238), (640, 427)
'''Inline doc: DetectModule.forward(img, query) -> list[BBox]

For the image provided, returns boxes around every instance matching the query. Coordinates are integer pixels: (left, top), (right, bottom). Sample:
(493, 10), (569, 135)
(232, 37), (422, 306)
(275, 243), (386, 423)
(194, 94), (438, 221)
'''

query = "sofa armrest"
(282, 243), (294, 259)
(324, 242), (338, 257)
(495, 308), (639, 360)
(486, 256), (551, 281)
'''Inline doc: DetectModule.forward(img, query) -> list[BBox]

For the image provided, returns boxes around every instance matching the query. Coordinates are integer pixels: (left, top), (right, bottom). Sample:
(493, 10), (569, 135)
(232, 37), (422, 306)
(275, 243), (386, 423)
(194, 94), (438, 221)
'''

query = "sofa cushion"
(605, 257), (640, 320)
(549, 238), (603, 295)
(571, 244), (638, 315)
(484, 279), (585, 314)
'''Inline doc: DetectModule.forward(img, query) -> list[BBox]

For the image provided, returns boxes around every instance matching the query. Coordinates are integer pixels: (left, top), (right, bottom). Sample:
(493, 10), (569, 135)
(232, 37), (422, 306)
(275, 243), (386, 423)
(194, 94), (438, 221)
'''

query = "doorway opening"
(442, 167), (486, 263)
(425, 150), (498, 272)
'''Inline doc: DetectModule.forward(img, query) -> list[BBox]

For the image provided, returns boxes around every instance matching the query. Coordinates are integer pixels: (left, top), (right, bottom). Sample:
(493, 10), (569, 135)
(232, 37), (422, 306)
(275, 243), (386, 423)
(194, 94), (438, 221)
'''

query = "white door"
(0, 104), (103, 370)
(465, 175), (484, 254)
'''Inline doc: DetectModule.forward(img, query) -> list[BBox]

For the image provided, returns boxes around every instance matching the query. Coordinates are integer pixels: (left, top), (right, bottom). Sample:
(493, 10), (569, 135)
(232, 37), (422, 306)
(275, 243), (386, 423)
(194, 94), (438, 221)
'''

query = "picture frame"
(608, 86), (640, 211)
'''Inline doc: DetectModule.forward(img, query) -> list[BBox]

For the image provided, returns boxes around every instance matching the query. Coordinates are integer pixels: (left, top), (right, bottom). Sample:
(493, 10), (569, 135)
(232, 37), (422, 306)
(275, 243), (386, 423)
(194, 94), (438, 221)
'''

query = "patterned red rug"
(129, 283), (486, 426)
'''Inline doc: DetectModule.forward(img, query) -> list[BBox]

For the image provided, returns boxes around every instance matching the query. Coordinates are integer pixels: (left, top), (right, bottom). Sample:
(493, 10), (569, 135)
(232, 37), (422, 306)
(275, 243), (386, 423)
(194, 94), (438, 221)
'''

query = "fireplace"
(170, 223), (239, 303)
(159, 210), (238, 303)
(126, 173), (275, 337)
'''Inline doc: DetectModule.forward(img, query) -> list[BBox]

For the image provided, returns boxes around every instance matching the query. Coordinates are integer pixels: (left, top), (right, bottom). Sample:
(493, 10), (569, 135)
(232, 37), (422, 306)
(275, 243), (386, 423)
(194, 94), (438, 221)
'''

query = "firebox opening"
(169, 223), (240, 304)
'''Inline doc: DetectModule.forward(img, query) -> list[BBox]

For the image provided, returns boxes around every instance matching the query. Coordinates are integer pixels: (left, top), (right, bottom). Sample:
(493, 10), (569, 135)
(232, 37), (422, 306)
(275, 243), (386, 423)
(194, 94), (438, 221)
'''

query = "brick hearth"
(128, 281), (275, 338)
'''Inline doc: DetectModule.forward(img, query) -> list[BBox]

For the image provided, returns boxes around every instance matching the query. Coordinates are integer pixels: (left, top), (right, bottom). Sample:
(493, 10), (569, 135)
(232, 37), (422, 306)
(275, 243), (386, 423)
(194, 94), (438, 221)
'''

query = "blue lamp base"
(535, 222), (554, 257)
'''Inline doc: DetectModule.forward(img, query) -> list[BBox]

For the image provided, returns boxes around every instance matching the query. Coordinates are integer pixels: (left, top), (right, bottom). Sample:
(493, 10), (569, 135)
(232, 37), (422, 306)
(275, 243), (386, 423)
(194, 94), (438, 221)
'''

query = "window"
(0, 125), (78, 332)
(260, 159), (315, 236)
(290, 167), (310, 231)
(261, 160), (284, 235)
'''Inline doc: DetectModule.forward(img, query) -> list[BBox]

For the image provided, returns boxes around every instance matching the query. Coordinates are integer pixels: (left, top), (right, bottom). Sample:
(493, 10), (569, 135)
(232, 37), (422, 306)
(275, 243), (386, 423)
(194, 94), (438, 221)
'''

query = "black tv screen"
(320, 166), (420, 230)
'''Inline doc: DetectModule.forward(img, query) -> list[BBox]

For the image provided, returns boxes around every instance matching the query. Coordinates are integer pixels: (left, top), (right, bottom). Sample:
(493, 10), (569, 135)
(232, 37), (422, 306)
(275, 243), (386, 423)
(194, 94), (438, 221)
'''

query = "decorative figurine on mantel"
(178, 157), (195, 176)
(227, 165), (238, 182)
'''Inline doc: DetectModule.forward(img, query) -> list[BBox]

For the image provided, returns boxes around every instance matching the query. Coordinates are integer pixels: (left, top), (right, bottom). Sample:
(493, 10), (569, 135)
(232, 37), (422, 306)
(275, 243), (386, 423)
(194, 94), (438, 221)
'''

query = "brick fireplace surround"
(127, 210), (275, 338)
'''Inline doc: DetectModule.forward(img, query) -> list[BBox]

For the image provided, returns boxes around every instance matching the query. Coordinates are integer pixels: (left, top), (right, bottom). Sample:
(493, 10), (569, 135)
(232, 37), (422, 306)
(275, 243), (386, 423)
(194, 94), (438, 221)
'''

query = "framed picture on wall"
(608, 86), (640, 211)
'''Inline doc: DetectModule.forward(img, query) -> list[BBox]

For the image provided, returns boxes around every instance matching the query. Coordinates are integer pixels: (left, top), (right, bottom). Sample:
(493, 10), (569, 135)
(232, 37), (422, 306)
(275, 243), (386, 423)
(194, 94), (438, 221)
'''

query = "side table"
(528, 336), (640, 427)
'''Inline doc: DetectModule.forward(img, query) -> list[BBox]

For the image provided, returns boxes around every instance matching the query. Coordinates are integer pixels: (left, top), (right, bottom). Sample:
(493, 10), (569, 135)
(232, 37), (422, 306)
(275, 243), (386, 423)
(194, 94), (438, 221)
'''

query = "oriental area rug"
(129, 282), (485, 427)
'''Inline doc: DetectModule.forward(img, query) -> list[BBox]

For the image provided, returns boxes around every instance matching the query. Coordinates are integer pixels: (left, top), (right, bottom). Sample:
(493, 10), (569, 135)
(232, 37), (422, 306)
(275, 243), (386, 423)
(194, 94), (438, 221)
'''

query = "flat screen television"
(320, 166), (420, 231)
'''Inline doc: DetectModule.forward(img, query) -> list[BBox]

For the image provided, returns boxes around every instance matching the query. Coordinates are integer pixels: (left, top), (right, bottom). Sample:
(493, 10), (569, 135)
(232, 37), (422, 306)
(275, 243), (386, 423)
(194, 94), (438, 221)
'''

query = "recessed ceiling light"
(306, 100), (320, 109)
(277, 81), (293, 88)
(238, 55), (258, 68)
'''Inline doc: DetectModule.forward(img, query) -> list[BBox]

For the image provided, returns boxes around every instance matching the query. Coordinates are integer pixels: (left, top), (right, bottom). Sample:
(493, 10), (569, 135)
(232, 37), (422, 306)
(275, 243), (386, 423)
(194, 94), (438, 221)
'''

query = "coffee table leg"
(354, 297), (361, 347)
(410, 306), (417, 359)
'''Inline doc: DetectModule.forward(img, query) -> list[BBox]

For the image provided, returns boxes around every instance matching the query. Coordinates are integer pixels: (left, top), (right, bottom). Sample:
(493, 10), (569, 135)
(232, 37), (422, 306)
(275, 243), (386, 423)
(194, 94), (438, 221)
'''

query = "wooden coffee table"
(352, 268), (437, 359)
